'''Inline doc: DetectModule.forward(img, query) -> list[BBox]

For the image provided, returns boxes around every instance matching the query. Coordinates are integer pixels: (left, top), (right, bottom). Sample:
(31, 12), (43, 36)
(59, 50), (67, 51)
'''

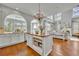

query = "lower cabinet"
(0, 33), (25, 48)
(27, 34), (33, 46)
(11, 33), (24, 44)
(0, 34), (11, 47)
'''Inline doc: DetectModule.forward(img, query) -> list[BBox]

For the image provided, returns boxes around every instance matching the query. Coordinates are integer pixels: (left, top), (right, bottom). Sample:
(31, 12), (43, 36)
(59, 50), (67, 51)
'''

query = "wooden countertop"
(25, 32), (53, 37)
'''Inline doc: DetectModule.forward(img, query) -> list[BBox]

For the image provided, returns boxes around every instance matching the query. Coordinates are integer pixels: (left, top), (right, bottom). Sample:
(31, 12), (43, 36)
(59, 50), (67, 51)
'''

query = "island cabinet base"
(26, 34), (53, 56)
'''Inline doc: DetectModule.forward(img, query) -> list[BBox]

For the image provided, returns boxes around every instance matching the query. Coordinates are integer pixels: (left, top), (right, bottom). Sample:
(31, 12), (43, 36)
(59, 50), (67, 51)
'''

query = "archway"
(4, 14), (27, 32)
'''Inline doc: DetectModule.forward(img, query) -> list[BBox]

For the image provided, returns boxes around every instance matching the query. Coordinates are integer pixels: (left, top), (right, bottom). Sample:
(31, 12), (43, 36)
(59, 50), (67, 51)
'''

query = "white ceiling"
(2, 3), (79, 16)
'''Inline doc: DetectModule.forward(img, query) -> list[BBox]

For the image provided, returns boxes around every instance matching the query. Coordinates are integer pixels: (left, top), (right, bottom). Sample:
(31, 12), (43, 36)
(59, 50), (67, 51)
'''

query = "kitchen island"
(26, 32), (53, 56)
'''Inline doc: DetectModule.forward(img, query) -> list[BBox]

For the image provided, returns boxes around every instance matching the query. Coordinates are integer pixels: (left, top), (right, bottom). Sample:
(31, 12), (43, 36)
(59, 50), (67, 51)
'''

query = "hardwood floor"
(49, 39), (79, 56)
(0, 38), (79, 56)
(0, 42), (39, 56)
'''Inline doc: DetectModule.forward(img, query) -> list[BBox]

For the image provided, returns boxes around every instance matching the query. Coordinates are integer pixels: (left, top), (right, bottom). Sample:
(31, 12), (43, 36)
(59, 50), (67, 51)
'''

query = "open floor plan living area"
(0, 3), (79, 56)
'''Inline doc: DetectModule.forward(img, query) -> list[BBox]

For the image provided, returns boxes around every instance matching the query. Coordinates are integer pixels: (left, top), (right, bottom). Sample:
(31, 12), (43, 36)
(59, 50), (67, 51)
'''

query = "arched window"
(4, 14), (27, 32)
(31, 19), (39, 34)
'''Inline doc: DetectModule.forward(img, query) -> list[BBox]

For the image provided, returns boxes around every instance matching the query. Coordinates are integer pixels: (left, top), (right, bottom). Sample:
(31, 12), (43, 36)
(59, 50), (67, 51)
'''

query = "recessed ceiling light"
(15, 8), (19, 10)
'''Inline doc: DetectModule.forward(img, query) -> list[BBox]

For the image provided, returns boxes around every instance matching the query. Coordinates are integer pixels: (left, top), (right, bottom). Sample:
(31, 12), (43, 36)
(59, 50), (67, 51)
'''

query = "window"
(44, 22), (51, 35)
(54, 12), (62, 21)
(73, 5), (79, 17)
(47, 15), (53, 22)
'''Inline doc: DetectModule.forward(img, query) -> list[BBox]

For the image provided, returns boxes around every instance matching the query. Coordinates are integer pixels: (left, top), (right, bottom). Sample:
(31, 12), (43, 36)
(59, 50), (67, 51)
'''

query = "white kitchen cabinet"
(0, 34), (11, 47)
(11, 33), (24, 44)
(0, 33), (25, 48)
(27, 34), (33, 47)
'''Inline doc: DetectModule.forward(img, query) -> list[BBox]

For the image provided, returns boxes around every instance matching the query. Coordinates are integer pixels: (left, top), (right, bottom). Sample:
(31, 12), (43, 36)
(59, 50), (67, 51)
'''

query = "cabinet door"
(18, 33), (24, 42)
(11, 34), (16, 43)
(27, 35), (33, 46)
(0, 34), (11, 47)
(24, 33), (27, 41)
(11, 33), (24, 44)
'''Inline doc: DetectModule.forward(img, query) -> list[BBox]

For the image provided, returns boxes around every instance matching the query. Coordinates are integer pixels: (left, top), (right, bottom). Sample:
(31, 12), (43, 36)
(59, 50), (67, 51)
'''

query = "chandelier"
(33, 3), (45, 20)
